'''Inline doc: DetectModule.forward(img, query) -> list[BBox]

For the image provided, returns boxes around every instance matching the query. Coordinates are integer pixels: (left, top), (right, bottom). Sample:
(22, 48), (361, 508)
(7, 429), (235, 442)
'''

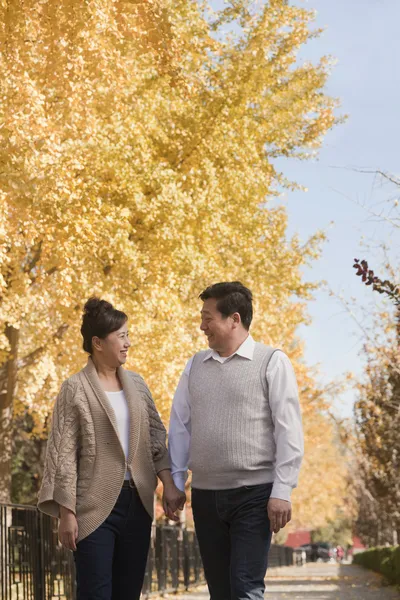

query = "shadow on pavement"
(338, 563), (400, 599)
(164, 565), (400, 599)
(263, 563), (400, 599)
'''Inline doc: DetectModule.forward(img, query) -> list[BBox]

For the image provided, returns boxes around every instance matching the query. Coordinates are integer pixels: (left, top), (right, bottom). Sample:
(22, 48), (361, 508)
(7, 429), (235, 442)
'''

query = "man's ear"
(231, 312), (241, 327)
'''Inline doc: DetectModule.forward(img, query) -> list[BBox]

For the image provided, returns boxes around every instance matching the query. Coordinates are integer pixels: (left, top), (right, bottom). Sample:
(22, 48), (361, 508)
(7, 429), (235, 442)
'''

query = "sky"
(211, 0), (400, 417)
(276, 0), (400, 417)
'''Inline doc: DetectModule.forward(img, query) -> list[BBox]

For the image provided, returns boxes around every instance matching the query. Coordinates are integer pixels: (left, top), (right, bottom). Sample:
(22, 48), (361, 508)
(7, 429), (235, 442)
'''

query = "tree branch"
(0, 323), (69, 383)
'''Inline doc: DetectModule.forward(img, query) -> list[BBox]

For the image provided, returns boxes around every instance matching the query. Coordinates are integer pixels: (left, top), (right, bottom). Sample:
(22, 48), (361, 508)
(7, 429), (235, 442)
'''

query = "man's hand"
(162, 482), (186, 522)
(267, 498), (291, 534)
(59, 507), (78, 551)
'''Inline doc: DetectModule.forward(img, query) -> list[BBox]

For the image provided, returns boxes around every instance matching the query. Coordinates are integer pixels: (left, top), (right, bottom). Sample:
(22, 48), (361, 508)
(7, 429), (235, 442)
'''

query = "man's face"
(200, 298), (234, 351)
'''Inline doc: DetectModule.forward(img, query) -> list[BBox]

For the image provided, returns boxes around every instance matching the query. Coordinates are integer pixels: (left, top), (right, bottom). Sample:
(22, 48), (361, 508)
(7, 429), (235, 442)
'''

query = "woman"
(38, 297), (185, 600)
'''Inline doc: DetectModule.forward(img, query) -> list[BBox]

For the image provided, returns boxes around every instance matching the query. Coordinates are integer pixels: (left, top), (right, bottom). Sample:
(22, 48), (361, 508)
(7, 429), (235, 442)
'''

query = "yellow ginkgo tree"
(1, 0), (342, 507)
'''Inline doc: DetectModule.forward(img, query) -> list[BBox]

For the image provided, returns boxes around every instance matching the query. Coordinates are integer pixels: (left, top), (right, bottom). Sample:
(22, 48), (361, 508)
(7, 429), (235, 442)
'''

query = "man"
(168, 281), (304, 600)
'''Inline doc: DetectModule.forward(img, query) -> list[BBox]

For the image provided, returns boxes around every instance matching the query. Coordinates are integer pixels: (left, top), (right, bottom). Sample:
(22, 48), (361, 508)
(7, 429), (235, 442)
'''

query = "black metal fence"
(143, 526), (204, 595)
(268, 544), (294, 568)
(0, 503), (76, 600)
(1, 503), (295, 599)
(0, 504), (204, 599)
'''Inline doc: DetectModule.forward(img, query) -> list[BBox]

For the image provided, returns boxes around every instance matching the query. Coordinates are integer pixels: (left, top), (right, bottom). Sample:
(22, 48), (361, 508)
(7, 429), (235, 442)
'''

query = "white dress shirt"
(168, 335), (304, 502)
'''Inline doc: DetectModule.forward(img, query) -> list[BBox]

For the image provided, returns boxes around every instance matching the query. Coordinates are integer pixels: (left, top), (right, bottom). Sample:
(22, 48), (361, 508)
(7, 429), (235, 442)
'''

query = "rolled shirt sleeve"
(268, 351), (304, 503)
(168, 358), (193, 492)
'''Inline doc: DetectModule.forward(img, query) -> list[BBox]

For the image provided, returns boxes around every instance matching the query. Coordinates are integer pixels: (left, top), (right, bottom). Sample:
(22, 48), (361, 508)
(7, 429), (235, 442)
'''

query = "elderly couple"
(38, 281), (304, 600)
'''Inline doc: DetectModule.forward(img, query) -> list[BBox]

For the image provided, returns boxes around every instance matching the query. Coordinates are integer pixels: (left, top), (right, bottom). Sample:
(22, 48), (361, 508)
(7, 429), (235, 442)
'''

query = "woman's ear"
(92, 336), (102, 352)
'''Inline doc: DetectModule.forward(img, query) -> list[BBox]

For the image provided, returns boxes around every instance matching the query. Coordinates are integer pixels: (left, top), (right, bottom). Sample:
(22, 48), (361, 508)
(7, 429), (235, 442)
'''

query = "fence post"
(171, 528), (179, 591)
(183, 530), (190, 590)
(1, 506), (205, 598)
(35, 510), (45, 600)
(0, 505), (7, 600)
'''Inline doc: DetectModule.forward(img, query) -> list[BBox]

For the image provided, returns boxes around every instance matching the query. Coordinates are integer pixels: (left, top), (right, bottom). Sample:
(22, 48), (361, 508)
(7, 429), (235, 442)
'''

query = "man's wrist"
(172, 471), (187, 492)
(270, 482), (293, 503)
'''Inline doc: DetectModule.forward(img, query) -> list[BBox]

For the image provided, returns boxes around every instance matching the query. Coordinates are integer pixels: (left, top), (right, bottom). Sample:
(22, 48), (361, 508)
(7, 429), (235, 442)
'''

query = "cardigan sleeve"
(132, 373), (171, 474)
(38, 380), (79, 518)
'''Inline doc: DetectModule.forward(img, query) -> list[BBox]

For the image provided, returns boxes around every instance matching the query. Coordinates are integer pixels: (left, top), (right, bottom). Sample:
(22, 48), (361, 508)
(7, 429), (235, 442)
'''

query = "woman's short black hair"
(199, 281), (253, 330)
(81, 297), (128, 354)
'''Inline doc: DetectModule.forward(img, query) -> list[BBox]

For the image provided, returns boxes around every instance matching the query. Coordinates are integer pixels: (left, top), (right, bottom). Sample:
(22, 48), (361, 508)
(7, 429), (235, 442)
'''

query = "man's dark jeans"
(192, 483), (273, 600)
(74, 486), (152, 600)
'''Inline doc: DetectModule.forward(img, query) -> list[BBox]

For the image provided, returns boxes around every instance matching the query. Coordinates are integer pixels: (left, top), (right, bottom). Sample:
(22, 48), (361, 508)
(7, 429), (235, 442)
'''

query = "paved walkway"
(163, 563), (400, 599)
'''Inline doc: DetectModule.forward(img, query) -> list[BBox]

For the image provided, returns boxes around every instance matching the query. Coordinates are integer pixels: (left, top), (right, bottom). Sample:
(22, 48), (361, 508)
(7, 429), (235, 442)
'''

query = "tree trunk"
(392, 527), (398, 547)
(0, 326), (19, 504)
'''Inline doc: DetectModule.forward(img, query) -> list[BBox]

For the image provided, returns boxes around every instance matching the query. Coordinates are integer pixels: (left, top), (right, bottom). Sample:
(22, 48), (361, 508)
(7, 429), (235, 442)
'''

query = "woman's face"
(93, 322), (131, 367)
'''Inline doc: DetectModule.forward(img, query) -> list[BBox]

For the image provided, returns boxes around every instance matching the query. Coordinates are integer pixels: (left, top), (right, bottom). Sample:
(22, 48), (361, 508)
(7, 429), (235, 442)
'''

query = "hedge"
(353, 546), (400, 585)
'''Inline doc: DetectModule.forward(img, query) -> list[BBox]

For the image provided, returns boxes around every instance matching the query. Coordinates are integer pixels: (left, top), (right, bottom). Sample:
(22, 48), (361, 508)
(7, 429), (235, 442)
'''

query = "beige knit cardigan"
(38, 357), (170, 542)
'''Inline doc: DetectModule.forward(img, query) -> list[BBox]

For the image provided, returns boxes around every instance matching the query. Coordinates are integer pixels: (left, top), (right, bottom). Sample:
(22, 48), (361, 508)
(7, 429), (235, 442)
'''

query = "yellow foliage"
(0, 0), (347, 518)
(287, 364), (349, 530)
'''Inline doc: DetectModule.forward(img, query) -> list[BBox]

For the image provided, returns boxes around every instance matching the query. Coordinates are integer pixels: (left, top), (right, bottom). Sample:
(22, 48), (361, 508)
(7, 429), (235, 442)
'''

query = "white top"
(105, 390), (130, 480)
(168, 335), (304, 502)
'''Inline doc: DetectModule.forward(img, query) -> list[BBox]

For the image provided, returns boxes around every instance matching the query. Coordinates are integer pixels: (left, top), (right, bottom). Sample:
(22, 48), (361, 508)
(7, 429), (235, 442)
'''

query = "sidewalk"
(162, 562), (400, 599)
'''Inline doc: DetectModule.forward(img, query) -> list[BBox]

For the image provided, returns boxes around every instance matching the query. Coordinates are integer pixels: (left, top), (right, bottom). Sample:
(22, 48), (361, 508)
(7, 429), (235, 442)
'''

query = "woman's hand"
(158, 468), (186, 521)
(162, 482), (186, 522)
(59, 506), (78, 551)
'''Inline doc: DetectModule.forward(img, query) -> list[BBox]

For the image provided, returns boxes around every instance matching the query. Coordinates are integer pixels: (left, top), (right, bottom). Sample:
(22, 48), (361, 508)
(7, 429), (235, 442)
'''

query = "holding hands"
(163, 481), (186, 522)
(158, 468), (186, 521)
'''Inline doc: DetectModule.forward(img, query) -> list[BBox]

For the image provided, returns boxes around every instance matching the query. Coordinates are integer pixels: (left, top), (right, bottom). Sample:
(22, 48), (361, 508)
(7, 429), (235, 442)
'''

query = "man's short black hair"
(199, 282), (253, 330)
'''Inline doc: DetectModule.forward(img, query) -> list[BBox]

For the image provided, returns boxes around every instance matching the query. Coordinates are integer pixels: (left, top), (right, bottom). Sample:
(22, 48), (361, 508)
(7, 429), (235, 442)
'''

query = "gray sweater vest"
(188, 343), (277, 489)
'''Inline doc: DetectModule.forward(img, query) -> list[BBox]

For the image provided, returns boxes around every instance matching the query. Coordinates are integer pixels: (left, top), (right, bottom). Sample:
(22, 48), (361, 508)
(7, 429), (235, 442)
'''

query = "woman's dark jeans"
(192, 483), (273, 600)
(74, 486), (152, 600)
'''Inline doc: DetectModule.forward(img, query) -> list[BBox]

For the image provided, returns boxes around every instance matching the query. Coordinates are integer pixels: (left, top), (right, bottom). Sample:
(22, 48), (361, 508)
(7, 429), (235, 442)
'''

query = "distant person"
(38, 298), (185, 600)
(336, 545), (345, 562)
(168, 282), (304, 600)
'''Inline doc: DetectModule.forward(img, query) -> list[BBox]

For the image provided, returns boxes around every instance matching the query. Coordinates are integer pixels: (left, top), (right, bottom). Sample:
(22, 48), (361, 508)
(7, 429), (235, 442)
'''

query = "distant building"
(283, 529), (367, 554)
(284, 529), (311, 547)
(350, 535), (366, 554)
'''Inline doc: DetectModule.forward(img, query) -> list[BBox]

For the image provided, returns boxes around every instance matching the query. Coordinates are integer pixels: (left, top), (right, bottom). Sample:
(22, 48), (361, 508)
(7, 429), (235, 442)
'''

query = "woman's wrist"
(60, 505), (75, 518)
(158, 468), (175, 488)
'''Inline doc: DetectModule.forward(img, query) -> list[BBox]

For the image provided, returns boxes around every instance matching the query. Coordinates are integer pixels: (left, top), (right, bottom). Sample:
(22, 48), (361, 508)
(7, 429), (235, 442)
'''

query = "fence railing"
(268, 544), (294, 568)
(0, 503), (75, 600)
(0, 504), (204, 599)
(1, 503), (295, 599)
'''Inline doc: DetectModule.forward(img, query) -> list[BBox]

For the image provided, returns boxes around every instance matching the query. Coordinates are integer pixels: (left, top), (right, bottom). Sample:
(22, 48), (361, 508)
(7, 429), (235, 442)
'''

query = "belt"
(122, 479), (136, 488)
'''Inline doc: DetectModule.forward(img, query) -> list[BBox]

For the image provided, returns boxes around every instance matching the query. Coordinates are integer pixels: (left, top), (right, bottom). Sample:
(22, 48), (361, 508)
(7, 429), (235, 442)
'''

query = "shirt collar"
(203, 335), (255, 363)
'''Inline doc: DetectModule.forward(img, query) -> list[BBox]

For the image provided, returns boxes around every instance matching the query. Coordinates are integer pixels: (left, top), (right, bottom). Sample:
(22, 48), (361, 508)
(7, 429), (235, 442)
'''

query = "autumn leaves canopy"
(0, 0), (345, 527)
